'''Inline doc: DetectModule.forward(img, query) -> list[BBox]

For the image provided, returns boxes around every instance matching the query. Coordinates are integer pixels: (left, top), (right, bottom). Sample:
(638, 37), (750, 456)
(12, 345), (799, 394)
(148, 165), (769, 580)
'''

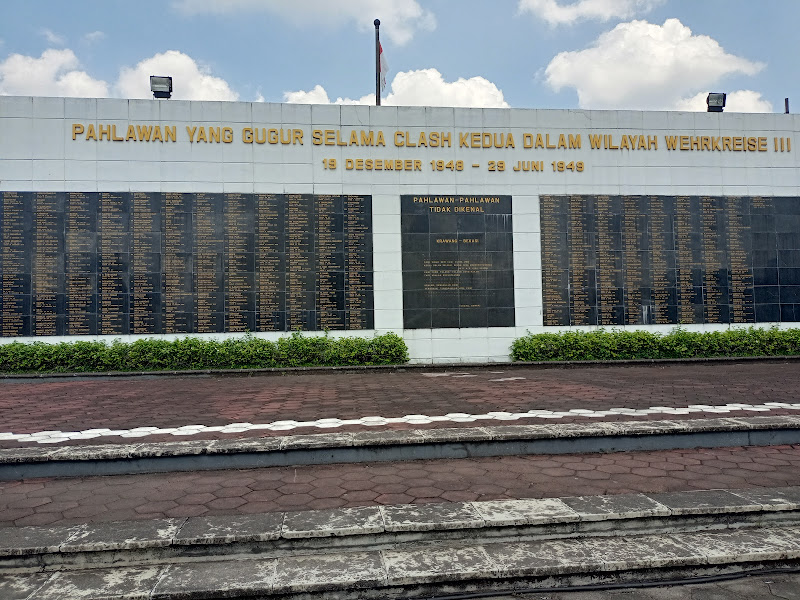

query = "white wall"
(1, 96), (799, 363)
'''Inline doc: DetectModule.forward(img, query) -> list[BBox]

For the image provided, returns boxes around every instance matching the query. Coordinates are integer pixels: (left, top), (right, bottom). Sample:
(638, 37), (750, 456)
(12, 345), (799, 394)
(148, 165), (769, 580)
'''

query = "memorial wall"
(0, 96), (798, 362)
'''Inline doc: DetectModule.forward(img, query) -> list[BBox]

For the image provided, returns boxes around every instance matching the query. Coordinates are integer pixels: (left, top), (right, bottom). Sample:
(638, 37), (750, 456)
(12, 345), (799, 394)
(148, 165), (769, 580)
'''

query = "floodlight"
(706, 92), (726, 113)
(150, 76), (173, 99)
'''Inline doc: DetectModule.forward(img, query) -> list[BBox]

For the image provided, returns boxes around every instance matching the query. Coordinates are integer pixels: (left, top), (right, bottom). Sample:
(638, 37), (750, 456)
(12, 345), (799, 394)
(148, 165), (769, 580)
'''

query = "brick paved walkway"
(2, 361), (800, 447)
(3, 443), (800, 528)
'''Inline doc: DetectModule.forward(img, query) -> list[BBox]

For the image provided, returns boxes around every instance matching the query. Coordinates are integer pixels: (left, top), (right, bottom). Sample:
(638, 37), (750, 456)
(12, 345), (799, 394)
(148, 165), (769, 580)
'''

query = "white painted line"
(0, 402), (798, 444)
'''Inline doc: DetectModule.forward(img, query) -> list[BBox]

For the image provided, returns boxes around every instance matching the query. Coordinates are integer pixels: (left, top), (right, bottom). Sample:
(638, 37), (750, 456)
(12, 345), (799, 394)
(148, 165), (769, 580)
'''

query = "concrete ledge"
(2, 416), (800, 480)
(3, 524), (800, 599)
(2, 487), (800, 570)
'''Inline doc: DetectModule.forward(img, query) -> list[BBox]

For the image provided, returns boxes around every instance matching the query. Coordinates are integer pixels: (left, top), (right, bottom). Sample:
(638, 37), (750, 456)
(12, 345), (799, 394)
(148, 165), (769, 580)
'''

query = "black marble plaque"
(540, 194), (800, 326)
(401, 195), (514, 329)
(0, 191), (373, 337)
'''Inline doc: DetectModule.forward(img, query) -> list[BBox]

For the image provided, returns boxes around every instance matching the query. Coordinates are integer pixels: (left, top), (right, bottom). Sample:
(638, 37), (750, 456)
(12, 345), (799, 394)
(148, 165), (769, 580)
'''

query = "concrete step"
(3, 416), (800, 480)
(3, 487), (800, 598)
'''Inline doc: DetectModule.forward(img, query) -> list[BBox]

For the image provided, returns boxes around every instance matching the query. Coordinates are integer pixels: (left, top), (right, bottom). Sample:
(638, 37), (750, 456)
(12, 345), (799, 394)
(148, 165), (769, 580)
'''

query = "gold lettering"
(152, 126), (163, 142)
(589, 134), (603, 149)
(723, 137), (732, 151)
(86, 124), (97, 141)
(242, 127), (253, 143)
(209, 127), (220, 143)
(165, 126), (176, 142)
(222, 127), (233, 143)
(665, 136), (678, 150)
(186, 126), (197, 143)
(569, 133), (581, 149)
(758, 137), (767, 152)
(138, 125), (153, 141)
(312, 130), (323, 145)
(648, 135), (657, 150)
(459, 132), (470, 148)
(417, 131), (428, 147)
(72, 123), (84, 140)
(255, 128), (266, 144)
(293, 129), (303, 144)
(197, 127), (207, 143)
(125, 125), (137, 141)
(99, 124), (111, 141)
(545, 134), (556, 149)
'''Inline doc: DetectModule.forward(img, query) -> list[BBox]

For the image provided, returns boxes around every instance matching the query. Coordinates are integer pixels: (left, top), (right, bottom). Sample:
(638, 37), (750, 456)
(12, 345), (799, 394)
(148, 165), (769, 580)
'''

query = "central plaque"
(401, 195), (515, 329)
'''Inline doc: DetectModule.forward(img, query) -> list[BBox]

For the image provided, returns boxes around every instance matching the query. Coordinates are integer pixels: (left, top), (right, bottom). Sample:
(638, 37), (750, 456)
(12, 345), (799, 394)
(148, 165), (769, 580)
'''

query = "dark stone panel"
(755, 303), (780, 322)
(780, 304), (800, 322)
(755, 286), (780, 304)
(779, 250), (800, 268)
(402, 213), (429, 234)
(459, 308), (488, 328)
(431, 309), (460, 328)
(780, 286), (800, 304)
(779, 269), (800, 286)
(773, 197), (800, 215)
(404, 309), (432, 329)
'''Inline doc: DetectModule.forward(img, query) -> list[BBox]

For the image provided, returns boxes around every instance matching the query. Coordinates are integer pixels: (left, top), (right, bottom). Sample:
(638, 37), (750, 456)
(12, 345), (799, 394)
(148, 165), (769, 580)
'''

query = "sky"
(0, 0), (797, 113)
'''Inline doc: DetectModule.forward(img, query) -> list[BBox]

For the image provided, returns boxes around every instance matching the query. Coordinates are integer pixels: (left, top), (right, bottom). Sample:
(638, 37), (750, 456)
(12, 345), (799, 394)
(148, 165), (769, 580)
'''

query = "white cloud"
(116, 50), (238, 101)
(674, 90), (773, 113)
(544, 18), (765, 110)
(40, 28), (66, 46)
(172, 0), (435, 45)
(83, 31), (106, 44)
(285, 69), (509, 108)
(0, 49), (108, 97)
(519, 0), (663, 25)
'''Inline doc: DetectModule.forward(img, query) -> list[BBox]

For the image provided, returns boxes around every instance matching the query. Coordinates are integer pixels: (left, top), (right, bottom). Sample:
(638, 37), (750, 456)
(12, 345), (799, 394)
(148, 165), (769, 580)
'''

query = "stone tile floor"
(2, 360), (800, 447)
(3, 443), (800, 528)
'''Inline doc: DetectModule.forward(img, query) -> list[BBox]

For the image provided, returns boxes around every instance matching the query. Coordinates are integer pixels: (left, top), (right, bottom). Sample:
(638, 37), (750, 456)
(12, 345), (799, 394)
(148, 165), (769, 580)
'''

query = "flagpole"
(374, 18), (381, 106)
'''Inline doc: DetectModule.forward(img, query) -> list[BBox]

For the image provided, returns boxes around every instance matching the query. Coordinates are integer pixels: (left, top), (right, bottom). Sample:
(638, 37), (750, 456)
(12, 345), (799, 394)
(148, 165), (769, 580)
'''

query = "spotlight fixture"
(706, 92), (726, 113)
(150, 76), (173, 99)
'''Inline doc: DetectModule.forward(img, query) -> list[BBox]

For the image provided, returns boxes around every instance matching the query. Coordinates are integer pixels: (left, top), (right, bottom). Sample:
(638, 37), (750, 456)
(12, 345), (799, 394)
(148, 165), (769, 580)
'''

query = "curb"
(3, 354), (800, 380)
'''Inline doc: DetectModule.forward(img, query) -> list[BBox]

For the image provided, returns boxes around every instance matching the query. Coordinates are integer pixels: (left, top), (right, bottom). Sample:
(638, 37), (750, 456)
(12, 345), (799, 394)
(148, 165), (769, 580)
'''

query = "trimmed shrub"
(511, 327), (800, 362)
(0, 332), (409, 373)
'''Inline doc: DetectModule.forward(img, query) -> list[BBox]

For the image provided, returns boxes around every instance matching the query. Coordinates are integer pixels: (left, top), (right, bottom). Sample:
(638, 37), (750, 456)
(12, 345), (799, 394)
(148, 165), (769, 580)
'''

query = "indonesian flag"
(379, 43), (388, 92)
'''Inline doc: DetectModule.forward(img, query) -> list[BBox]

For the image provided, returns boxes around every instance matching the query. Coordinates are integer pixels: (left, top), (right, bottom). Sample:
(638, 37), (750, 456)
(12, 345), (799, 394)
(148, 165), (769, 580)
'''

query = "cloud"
(674, 90), (773, 113)
(83, 31), (106, 44)
(40, 28), (66, 46)
(544, 18), (765, 110)
(116, 50), (238, 101)
(284, 69), (509, 108)
(172, 0), (435, 45)
(0, 49), (109, 97)
(518, 0), (663, 25)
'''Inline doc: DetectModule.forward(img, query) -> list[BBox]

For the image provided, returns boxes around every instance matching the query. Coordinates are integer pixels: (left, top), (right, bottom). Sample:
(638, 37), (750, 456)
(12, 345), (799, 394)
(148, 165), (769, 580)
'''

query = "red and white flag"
(379, 43), (388, 92)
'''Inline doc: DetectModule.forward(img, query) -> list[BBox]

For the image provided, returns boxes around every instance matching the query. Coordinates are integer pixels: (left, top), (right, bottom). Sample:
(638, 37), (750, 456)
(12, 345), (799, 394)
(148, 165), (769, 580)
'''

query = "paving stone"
(381, 502), (484, 532)
(349, 429), (428, 447)
(484, 534), (703, 578)
(133, 441), (214, 458)
(560, 493), (671, 521)
(0, 523), (82, 556)
(61, 518), (182, 552)
(647, 489), (763, 515)
(282, 506), (383, 538)
(208, 436), (283, 454)
(273, 551), (384, 593)
(33, 565), (163, 600)
(0, 572), (53, 600)
(174, 513), (283, 545)
(670, 528), (800, 563)
(383, 545), (497, 585)
(471, 497), (579, 526)
(48, 444), (143, 461)
(152, 558), (276, 598)
(280, 432), (355, 450)
(0, 447), (55, 463)
(728, 485), (800, 510)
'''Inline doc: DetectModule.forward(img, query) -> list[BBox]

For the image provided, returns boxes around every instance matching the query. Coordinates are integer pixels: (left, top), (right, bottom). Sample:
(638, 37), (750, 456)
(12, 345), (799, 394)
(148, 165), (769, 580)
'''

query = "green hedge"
(0, 332), (409, 373)
(511, 327), (800, 362)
